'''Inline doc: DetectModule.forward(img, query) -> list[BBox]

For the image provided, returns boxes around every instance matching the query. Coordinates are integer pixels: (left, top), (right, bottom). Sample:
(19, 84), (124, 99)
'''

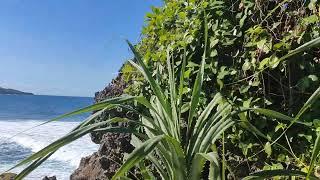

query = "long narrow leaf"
(188, 103), (231, 160)
(187, 11), (208, 131)
(8, 96), (134, 140)
(297, 86), (320, 119)
(166, 49), (179, 139)
(281, 37), (320, 61)
(14, 152), (54, 180)
(266, 86), (320, 151)
(200, 119), (235, 153)
(251, 108), (311, 126)
(127, 41), (172, 119)
(193, 93), (223, 136)
(308, 133), (320, 178)
(190, 152), (221, 180)
(131, 135), (171, 180)
(165, 136), (187, 180)
(112, 135), (165, 179)
(8, 118), (130, 172)
(178, 47), (187, 115)
(243, 169), (318, 180)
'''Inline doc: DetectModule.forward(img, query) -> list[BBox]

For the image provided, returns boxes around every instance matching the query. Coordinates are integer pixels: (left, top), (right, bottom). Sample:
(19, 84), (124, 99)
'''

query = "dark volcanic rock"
(71, 75), (135, 180)
(71, 131), (134, 180)
(70, 153), (106, 180)
(42, 176), (57, 180)
(91, 75), (129, 144)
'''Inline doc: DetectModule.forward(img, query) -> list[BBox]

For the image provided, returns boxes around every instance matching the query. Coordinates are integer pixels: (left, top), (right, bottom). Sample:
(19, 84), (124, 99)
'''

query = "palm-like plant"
(5, 13), (320, 180)
(6, 14), (236, 180)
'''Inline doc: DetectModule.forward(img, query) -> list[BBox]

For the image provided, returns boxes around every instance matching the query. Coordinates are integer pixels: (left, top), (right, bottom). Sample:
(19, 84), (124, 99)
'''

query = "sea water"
(0, 95), (99, 179)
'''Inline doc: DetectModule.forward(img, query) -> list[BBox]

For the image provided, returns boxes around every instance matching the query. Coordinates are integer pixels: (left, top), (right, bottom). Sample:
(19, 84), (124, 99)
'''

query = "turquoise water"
(0, 95), (98, 180)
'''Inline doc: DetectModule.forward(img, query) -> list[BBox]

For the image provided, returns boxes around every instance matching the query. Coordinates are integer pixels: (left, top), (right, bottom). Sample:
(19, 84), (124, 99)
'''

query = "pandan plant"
(5, 13), (320, 180)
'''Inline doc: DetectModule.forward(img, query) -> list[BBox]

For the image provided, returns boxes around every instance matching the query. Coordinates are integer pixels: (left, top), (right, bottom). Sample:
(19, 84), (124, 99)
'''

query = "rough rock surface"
(91, 75), (130, 144)
(0, 173), (16, 180)
(42, 176), (57, 180)
(71, 75), (134, 180)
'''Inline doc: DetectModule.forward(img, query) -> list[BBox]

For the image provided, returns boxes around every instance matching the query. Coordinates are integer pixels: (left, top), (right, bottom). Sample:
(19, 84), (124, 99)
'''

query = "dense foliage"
(7, 0), (320, 179)
(120, 0), (320, 177)
(11, 36), (320, 179)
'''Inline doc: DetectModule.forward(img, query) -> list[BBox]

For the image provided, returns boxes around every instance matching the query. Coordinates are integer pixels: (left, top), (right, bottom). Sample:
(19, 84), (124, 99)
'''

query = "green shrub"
(8, 22), (320, 180)
(121, 0), (320, 176)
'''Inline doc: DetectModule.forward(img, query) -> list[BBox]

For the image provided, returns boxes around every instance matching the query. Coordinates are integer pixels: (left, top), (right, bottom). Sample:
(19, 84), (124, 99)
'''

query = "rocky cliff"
(71, 75), (135, 180)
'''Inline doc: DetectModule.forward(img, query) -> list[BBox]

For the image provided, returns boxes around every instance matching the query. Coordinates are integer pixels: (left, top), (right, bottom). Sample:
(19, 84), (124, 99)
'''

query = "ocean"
(0, 94), (99, 180)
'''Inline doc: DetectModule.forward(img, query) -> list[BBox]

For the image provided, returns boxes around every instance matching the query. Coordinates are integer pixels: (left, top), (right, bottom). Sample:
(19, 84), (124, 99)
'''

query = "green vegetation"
(5, 0), (320, 179)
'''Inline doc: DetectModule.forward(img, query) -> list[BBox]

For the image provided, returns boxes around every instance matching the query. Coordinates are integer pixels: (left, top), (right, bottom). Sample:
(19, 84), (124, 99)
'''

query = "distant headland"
(0, 87), (34, 95)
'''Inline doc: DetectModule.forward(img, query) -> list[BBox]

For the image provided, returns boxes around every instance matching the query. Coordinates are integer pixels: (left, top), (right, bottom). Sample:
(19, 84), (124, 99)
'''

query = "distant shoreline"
(0, 93), (34, 95)
(34, 94), (94, 98)
(0, 93), (93, 98)
(0, 87), (34, 95)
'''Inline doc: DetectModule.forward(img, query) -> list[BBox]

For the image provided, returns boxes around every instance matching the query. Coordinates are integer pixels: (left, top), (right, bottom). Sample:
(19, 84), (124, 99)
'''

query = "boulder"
(42, 176), (57, 180)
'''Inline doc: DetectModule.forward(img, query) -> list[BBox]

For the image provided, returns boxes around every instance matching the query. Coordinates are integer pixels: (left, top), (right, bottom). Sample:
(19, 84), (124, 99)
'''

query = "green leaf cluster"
(122, 0), (320, 178)
(4, 0), (320, 179)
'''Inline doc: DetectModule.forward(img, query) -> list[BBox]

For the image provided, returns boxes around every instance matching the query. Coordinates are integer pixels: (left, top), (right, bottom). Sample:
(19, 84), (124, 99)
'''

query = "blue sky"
(0, 0), (162, 97)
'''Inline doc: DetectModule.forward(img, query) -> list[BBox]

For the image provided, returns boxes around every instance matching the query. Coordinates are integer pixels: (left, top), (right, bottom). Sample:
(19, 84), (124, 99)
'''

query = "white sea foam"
(0, 119), (98, 180)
